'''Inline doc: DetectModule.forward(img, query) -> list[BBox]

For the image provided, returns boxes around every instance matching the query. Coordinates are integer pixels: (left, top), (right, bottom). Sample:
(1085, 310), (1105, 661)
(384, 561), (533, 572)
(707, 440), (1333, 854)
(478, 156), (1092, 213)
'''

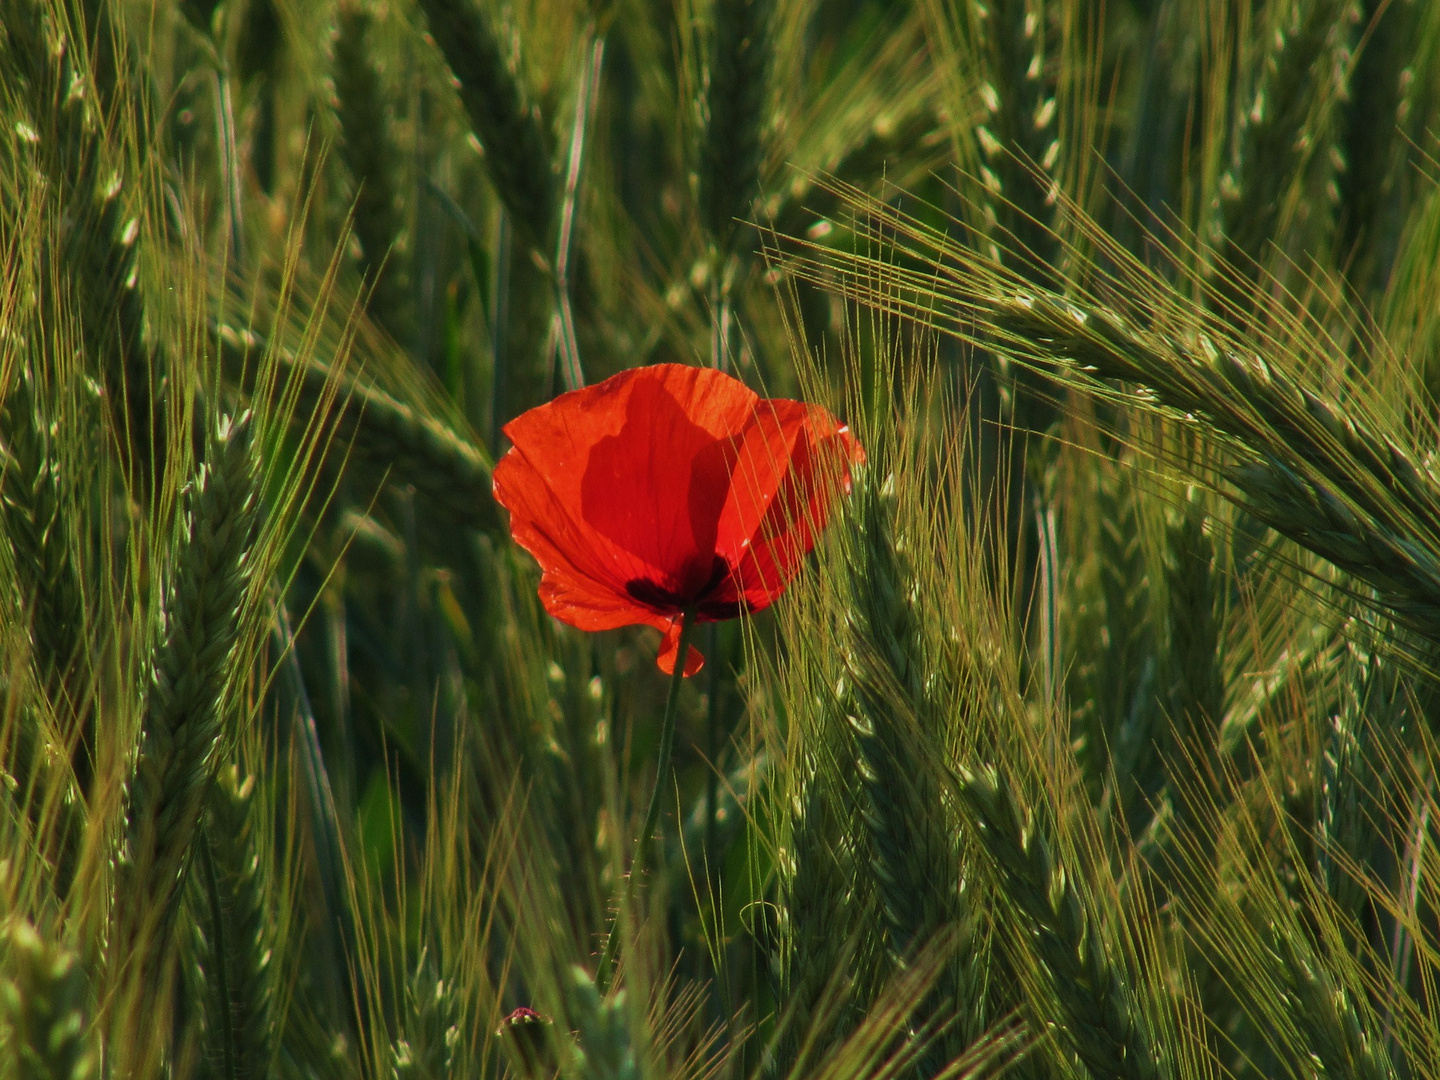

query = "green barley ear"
(0, 374), (89, 897)
(1157, 496), (1223, 865)
(698, 0), (774, 256)
(773, 731), (864, 1079)
(391, 949), (460, 1080)
(1, 1), (165, 500)
(219, 333), (502, 533)
(1216, 0), (1359, 278)
(192, 766), (276, 1080)
(1079, 461), (1162, 832)
(1315, 638), (1392, 935)
(1, 921), (96, 1080)
(333, 373), (501, 533)
(957, 765), (1166, 1080)
(0, 372), (84, 696)
(1336, 0), (1420, 295)
(1272, 927), (1398, 1080)
(414, 0), (556, 246)
(842, 473), (986, 1071)
(114, 411), (261, 961)
(333, 1), (412, 342)
(976, 292), (1440, 645)
(972, 0), (1062, 286)
(564, 965), (636, 1080)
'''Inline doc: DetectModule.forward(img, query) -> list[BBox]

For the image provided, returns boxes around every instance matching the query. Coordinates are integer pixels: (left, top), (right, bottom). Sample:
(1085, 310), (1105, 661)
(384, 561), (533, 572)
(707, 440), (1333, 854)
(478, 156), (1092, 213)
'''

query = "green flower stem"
(596, 613), (695, 993)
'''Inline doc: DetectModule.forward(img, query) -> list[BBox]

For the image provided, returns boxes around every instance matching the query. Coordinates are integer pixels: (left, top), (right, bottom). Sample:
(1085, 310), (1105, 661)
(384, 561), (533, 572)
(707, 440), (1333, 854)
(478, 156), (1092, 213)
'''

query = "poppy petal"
(494, 364), (758, 625)
(657, 618), (706, 676)
(577, 366), (752, 596)
(715, 401), (864, 611)
(494, 363), (860, 677)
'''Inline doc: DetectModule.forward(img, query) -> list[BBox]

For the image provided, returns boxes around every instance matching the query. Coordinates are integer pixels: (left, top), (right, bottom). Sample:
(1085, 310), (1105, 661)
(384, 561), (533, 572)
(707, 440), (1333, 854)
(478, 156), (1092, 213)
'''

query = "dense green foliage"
(4, 0), (1440, 1077)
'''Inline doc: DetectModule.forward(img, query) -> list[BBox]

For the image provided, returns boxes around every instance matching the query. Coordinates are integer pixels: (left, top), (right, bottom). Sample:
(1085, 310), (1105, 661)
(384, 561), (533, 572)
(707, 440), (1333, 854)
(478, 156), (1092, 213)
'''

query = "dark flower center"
(625, 554), (731, 611)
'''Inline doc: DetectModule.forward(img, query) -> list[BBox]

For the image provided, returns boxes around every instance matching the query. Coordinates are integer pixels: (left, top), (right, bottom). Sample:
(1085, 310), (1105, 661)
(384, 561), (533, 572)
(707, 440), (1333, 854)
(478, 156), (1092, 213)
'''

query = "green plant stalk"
(595, 613), (695, 994)
(704, 622), (720, 873)
(198, 832), (238, 1080)
(491, 207), (513, 449)
(552, 29), (604, 392)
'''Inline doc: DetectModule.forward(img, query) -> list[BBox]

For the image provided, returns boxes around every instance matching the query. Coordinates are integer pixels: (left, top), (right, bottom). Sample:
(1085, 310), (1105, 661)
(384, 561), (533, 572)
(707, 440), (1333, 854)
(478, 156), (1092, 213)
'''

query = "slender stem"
(552, 30), (605, 392)
(705, 622), (720, 871)
(212, 64), (245, 268)
(595, 613), (695, 994)
(709, 270), (734, 373)
(491, 207), (512, 450)
(199, 830), (238, 1080)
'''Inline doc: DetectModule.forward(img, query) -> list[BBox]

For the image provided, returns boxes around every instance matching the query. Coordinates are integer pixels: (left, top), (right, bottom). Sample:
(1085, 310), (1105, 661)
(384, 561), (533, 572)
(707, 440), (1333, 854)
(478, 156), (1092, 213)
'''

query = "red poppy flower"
(492, 364), (863, 676)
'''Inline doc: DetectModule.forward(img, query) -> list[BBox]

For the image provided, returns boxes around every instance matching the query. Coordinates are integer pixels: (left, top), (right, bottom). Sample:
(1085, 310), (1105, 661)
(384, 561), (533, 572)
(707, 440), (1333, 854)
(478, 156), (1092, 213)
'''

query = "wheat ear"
(699, 0), (773, 255)
(115, 411), (261, 961)
(192, 766), (275, 1080)
(1088, 464), (1162, 834)
(983, 293), (1440, 645)
(958, 765), (1166, 1080)
(565, 965), (638, 1080)
(333, 1), (412, 341)
(414, 0), (556, 246)
(844, 476), (985, 1070)
(1275, 930), (1398, 1080)
(1, 921), (96, 1080)
(1217, 0), (1359, 273)
(0, 373), (84, 695)
(2, 3), (165, 498)
(219, 332), (500, 532)
(391, 948), (461, 1080)
(1336, 0), (1419, 294)
(1157, 499), (1223, 862)
(774, 739), (862, 1077)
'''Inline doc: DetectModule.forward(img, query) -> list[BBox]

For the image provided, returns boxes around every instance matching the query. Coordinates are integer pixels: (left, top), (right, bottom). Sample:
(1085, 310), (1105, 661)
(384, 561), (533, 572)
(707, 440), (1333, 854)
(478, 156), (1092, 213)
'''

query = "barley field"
(3, 0), (1440, 1077)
